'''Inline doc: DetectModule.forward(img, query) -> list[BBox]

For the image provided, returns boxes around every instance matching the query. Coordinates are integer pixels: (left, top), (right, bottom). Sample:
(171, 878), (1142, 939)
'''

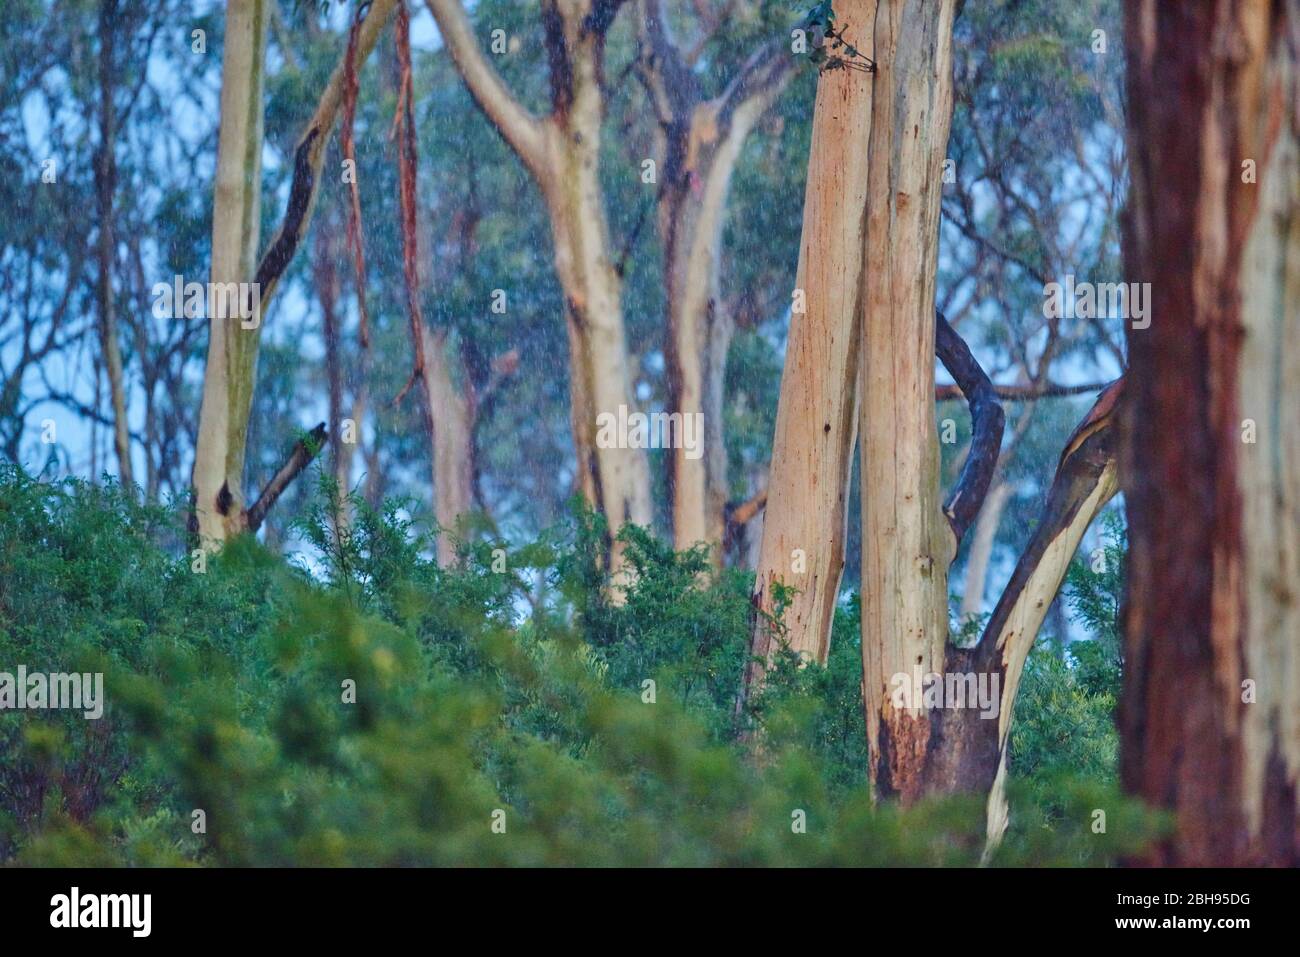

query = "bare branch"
(254, 0), (398, 312)
(425, 0), (547, 175)
(726, 488), (767, 527)
(715, 38), (799, 137)
(636, 0), (698, 125)
(247, 422), (329, 533)
(935, 308), (1005, 546)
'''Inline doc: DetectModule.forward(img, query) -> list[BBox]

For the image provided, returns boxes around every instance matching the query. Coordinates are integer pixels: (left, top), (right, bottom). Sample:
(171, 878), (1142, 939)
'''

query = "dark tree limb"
(254, 0), (398, 309)
(246, 423), (328, 533)
(935, 308), (1005, 546)
(722, 487), (768, 556)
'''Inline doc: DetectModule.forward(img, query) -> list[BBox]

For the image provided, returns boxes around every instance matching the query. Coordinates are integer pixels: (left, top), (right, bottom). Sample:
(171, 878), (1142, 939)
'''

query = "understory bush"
(0, 467), (1159, 866)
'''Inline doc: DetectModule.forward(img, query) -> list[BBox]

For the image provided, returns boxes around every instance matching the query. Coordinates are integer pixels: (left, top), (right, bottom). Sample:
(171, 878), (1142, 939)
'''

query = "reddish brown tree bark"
(1120, 0), (1300, 866)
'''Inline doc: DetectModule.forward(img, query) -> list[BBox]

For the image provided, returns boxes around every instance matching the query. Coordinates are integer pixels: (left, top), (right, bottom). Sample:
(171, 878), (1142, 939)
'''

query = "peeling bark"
(744, 0), (877, 697)
(1121, 0), (1300, 866)
(395, 3), (477, 567)
(859, 0), (958, 802)
(191, 0), (397, 545)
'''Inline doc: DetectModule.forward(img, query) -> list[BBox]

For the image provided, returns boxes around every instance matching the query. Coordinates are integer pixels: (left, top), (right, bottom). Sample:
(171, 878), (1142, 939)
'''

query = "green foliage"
(0, 470), (1156, 866)
(1006, 512), (1127, 842)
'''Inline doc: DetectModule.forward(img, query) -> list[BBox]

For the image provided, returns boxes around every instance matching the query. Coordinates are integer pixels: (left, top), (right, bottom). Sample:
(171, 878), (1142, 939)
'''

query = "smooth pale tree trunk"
(191, 0), (397, 544)
(420, 326), (475, 567)
(426, 0), (651, 586)
(94, 0), (133, 491)
(744, 0), (876, 694)
(858, 0), (963, 800)
(959, 478), (1012, 620)
(740, 1), (1124, 832)
(637, 4), (795, 559)
(537, 118), (653, 578)
(1120, 0), (1300, 866)
(191, 0), (267, 544)
(661, 121), (740, 558)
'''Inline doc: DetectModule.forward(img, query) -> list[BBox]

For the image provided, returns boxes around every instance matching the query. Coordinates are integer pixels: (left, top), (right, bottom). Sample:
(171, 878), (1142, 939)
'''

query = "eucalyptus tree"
(746, 0), (1127, 842)
(191, 0), (399, 544)
(1121, 0), (1300, 867)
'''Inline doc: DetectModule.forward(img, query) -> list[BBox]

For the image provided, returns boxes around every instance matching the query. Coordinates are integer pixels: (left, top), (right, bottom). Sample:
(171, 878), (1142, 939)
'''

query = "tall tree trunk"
(538, 119), (653, 580)
(959, 478), (1012, 620)
(858, 0), (965, 800)
(1120, 0), (1300, 866)
(420, 326), (476, 567)
(316, 226), (346, 492)
(660, 129), (737, 558)
(744, 0), (877, 694)
(537, 0), (653, 585)
(393, 1), (475, 568)
(637, 4), (794, 559)
(739, 3), (1120, 832)
(94, 0), (133, 491)
(426, 0), (651, 585)
(191, 0), (397, 544)
(190, 0), (268, 543)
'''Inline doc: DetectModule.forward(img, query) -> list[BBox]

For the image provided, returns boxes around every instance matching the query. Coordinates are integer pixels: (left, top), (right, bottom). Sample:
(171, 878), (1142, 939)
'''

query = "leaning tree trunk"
(981, 381), (1122, 848)
(1120, 0), (1300, 866)
(744, 0), (876, 696)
